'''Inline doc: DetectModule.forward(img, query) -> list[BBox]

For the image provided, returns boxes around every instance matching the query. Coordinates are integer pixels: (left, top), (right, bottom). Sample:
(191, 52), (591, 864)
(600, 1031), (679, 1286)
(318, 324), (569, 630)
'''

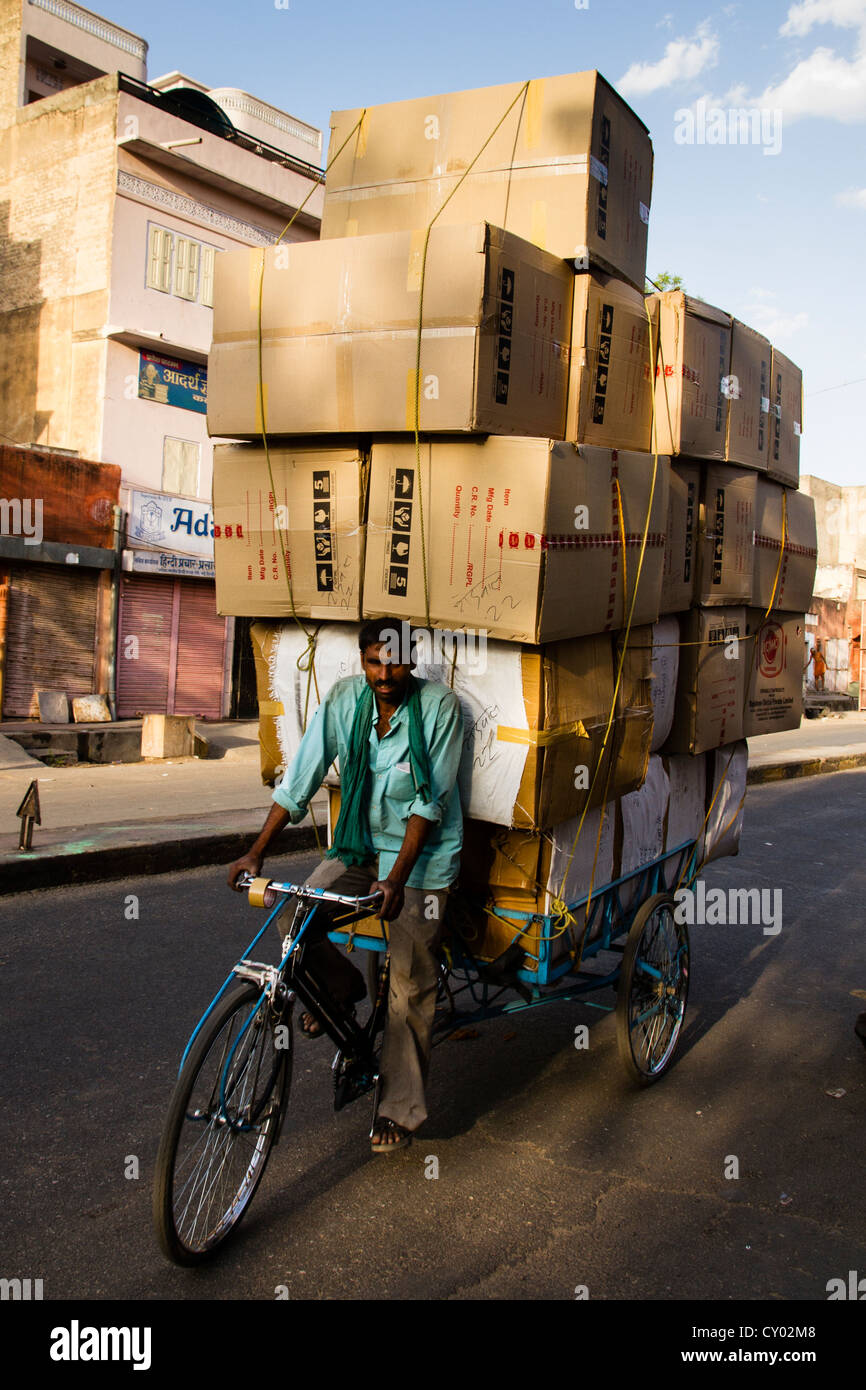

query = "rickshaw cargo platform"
(326, 743), (743, 987)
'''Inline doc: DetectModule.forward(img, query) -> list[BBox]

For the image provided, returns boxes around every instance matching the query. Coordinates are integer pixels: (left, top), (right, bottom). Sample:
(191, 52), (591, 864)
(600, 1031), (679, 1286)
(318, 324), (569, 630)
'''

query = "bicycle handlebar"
(236, 872), (384, 911)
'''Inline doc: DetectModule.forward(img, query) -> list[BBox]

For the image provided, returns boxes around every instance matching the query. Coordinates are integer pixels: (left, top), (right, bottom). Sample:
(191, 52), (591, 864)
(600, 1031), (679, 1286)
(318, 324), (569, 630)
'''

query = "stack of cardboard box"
(207, 70), (817, 974)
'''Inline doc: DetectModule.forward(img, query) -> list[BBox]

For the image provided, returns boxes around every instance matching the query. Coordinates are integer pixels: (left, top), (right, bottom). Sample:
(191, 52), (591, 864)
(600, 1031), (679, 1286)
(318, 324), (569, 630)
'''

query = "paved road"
(1, 771), (865, 1301)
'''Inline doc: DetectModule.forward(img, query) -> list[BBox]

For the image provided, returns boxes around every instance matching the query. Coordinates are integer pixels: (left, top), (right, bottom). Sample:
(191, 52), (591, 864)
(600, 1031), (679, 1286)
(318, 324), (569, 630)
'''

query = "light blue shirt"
(273, 674), (464, 890)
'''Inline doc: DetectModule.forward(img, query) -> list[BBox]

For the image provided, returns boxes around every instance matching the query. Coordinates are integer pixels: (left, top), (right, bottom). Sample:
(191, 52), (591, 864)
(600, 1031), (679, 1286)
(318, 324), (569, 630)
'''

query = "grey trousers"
(285, 855), (448, 1132)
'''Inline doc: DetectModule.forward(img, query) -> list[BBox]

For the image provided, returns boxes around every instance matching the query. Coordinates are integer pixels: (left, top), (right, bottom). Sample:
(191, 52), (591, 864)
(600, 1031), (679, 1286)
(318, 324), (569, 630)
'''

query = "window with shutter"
(162, 437), (200, 497)
(185, 240), (201, 300)
(200, 246), (215, 307)
(146, 227), (164, 290)
(174, 237), (189, 298)
(159, 229), (173, 292)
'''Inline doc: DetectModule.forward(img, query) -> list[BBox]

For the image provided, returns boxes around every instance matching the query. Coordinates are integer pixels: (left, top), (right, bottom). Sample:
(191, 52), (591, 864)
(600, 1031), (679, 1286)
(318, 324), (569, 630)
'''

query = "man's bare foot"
(300, 1012), (323, 1039)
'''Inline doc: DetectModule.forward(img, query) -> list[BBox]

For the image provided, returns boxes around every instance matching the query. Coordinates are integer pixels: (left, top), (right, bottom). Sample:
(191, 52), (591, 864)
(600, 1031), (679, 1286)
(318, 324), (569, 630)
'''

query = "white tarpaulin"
(265, 622), (532, 823)
(702, 741), (748, 862)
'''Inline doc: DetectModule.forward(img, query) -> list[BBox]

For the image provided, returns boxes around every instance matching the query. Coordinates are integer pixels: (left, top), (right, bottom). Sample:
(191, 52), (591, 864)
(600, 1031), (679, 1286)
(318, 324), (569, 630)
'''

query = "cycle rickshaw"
(153, 833), (697, 1265)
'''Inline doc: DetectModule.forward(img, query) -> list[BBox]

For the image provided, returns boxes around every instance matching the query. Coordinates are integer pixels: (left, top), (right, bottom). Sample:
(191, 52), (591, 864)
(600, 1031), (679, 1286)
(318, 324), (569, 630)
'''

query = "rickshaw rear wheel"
(615, 892), (689, 1086)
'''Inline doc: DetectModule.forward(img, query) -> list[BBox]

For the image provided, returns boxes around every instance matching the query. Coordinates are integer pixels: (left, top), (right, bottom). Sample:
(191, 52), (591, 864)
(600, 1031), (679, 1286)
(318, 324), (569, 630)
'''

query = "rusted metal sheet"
(0, 445), (120, 548)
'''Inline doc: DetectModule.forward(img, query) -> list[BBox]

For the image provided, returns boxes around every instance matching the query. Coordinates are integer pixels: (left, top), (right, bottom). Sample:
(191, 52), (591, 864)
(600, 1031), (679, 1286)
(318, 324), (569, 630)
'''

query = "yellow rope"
(411, 81), (533, 626)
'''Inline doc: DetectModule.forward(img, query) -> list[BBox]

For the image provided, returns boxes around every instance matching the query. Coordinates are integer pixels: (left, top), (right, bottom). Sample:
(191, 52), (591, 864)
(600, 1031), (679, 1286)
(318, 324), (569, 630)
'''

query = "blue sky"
(103, 0), (866, 486)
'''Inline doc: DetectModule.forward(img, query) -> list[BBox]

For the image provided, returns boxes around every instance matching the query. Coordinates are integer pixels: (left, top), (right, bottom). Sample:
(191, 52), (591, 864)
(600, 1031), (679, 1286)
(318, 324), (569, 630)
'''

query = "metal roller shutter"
(2, 564), (99, 718)
(173, 580), (227, 719)
(116, 574), (173, 717)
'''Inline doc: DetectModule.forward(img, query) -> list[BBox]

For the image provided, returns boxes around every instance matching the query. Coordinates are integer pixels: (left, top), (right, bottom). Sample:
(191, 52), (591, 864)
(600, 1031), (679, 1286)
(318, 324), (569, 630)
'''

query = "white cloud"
(837, 185), (866, 205)
(618, 22), (719, 96)
(752, 0), (866, 121)
(780, 0), (866, 38)
(736, 295), (809, 339)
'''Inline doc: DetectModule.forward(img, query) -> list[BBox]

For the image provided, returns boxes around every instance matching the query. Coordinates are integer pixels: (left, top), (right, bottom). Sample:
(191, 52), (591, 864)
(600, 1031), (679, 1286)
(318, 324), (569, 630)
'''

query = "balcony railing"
(117, 74), (325, 185)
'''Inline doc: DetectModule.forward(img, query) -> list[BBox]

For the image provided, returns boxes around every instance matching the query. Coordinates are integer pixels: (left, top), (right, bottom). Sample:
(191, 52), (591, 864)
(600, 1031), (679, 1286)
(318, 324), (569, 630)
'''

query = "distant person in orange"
(807, 642), (827, 691)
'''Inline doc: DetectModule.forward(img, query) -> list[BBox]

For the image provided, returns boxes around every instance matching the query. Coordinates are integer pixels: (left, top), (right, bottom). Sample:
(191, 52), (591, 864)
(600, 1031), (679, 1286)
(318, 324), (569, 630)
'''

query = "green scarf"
(327, 675), (433, 867)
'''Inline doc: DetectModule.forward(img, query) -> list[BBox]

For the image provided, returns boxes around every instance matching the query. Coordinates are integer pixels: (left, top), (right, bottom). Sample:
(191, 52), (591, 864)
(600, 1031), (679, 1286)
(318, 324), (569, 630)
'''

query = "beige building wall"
(0, 73), (118, 456)
(801, 475), (866, 568)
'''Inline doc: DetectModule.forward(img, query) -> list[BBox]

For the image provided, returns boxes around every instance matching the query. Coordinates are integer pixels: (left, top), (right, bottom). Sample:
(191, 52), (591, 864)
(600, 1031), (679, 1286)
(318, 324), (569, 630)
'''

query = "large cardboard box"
(322, 71), (653, 290)
(663, 462), (699, 613)
(207, 224), (572, 440)
(253, 619), (652, 828)
(614, 619), (677, 753)
(725, 319), (771, 471)
(696, 463), (758, 606)
(767, 348), (803, 488)
(752, 481), (817, 613)
(744, 610), (805, 737)
(363, 437), (669, 643)
(648, 292), (732, 459)
(457, 804), (617, 971)
(566, 271), (653, 449)
(666, 606), (747, 754)
(212, 443), (368, 619)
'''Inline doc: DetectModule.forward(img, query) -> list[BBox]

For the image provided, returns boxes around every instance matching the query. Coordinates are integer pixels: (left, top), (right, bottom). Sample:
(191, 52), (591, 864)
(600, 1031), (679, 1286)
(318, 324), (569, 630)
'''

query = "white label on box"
(760, 396), (770, 414)
(720, 375), (740, 400)
(573, 246), (590, 270)
(793, 421), (802, 436)
(773, 402), (782, 419)
(639, 201), (650, 225)
(589, 155), (608, 186)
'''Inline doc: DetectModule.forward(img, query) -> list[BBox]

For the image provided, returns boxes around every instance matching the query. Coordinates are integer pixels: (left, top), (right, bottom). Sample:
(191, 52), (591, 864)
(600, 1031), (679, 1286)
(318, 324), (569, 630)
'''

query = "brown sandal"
(370, 1117), (412, 1153)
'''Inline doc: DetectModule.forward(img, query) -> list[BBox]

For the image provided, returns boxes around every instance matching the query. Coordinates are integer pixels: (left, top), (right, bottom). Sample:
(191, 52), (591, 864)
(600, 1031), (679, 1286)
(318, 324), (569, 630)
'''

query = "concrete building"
(800, 475), (866, 704)
(0, 0), (323, 720)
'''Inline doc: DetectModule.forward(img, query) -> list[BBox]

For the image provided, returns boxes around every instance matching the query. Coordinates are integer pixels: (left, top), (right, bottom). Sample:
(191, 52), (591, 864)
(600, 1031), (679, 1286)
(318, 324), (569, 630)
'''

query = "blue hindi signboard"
(138, 352), (207, 413)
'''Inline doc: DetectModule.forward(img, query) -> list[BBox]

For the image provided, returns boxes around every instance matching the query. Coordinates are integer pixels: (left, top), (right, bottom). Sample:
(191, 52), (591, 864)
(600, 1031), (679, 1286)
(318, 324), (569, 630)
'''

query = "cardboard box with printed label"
(662, 463), (698, 613)
(695, 463), (758, 606)
(767, 348), (803, 488)
(207, 224), (572, 440)
(647, 292), (732, 460)
(666, 606), (747, 755)
(566, 271), (654, 449)
(744, 609), (805, 737)
(752, 481), (817, 613)
(363, 437), (669, 643)
(212, 444), (367, 619)
(252, 618), (652, 828)
(725, 319), (771, 471)
(322, 71), (653, 290)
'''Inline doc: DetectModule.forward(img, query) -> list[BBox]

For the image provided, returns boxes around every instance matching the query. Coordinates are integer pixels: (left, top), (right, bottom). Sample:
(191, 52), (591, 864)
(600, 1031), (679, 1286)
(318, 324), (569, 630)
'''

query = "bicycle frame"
(178, 881), (388, 1125)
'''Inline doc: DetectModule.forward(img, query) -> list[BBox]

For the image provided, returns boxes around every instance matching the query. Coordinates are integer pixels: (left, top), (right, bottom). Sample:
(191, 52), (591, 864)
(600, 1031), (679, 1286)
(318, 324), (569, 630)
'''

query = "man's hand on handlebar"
(227, 852), (262, 890)
(370, 878), (404, 921)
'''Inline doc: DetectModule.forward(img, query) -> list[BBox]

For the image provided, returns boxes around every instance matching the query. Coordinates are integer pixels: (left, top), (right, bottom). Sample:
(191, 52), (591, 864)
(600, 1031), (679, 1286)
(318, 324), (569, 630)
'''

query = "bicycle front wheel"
(153, 979), (292, 1265)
